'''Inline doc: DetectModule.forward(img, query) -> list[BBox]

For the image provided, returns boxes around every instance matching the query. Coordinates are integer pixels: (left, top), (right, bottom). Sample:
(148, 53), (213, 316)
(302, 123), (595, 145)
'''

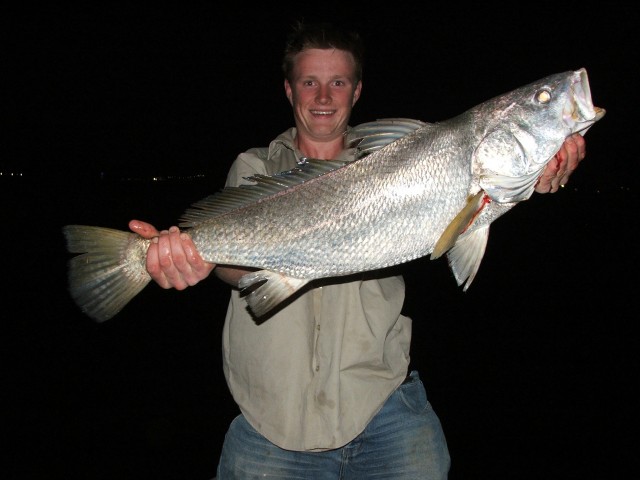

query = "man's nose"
(316, 86), (331, 104)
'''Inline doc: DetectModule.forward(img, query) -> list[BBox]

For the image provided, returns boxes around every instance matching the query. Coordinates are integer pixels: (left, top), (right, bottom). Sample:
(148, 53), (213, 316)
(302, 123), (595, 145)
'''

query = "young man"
(129, 22), (586, 479)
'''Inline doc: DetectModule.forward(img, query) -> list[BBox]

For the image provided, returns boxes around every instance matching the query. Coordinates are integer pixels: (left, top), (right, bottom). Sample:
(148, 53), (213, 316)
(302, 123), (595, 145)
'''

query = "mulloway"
(63, 68), (605, 322)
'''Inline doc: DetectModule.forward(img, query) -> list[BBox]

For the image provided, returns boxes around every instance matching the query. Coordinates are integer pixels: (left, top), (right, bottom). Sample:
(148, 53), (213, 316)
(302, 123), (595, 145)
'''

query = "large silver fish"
(63, 68), (604, 322)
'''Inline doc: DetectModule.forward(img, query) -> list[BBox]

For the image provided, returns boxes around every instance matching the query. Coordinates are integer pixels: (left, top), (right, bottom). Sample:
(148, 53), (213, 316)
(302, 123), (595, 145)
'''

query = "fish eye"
(535, 88), (552, 104)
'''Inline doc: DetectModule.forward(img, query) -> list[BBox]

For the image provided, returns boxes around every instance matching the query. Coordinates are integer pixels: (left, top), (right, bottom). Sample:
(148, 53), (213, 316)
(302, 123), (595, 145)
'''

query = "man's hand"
(129, 219), (215, 290)
(535, 133), (586, 193)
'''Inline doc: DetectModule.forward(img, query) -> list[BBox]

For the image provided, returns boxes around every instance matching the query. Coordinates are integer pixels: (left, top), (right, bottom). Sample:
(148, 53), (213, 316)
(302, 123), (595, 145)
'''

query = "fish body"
(64, 68), (604, 322)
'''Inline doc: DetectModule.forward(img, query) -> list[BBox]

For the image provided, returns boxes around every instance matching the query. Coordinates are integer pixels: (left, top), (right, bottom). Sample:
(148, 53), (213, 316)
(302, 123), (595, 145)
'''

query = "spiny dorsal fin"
(180, 118), (429, 227)
(347, 118), (429, 157)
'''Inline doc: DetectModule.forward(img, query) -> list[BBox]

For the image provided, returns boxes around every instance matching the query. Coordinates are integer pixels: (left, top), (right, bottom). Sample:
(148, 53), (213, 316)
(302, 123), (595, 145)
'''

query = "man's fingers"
(129, 219), (160, 238)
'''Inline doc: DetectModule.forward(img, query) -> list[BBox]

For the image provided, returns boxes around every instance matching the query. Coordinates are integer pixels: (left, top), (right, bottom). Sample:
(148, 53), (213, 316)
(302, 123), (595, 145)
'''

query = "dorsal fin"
(178, 159), (350, 227)
(179, 118), (429, 228)
(347, 118), (429, 157)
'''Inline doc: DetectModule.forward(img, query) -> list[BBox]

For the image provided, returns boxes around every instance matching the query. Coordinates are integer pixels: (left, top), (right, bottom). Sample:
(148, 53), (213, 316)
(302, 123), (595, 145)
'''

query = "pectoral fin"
(431, 191), (488, 259)
(238, 270), (309, 318)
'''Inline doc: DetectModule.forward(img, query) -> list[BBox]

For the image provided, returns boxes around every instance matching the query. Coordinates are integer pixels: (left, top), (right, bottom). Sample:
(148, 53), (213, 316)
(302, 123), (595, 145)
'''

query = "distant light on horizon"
(0, 171), (208, 182)
(0, 171), (633, 195)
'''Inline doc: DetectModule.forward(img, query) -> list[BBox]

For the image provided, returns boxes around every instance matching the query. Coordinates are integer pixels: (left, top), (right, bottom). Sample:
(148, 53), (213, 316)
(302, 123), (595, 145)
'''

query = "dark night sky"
(5, 4), (639, 480)
(6, 4), (635, 189)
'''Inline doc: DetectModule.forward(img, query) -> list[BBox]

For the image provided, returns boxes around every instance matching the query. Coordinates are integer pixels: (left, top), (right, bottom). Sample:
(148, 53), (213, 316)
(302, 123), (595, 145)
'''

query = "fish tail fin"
(62, 225), (152, 322)
(238, 270), (309, 318)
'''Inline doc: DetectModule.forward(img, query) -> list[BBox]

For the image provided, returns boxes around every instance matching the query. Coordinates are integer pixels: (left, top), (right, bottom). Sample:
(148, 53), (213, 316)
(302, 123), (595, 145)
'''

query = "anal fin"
(238, 270), (309, 318)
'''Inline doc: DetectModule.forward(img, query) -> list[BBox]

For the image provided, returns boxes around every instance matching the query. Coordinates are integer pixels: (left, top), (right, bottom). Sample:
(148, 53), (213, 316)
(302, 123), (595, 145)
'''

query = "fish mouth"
(479, 68), (605, 204)
(568, 68), (606, 134)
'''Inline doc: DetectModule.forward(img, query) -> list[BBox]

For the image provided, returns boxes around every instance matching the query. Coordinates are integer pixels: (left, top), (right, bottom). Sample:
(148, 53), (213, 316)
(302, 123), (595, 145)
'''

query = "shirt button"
(315, 365), (320, 372)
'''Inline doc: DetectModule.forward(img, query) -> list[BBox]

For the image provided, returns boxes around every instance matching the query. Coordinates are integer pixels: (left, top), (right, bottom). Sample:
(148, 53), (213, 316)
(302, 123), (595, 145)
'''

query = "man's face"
(284, 48), (362, 143)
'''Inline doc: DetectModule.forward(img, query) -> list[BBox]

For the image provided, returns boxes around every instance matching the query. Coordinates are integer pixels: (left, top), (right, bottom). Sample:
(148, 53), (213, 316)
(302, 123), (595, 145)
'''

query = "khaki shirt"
(221, 127), (412, 451)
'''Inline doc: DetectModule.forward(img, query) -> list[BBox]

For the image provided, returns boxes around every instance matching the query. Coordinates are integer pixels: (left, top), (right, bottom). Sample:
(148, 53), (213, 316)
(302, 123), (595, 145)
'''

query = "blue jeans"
(216, 370), (450, 479)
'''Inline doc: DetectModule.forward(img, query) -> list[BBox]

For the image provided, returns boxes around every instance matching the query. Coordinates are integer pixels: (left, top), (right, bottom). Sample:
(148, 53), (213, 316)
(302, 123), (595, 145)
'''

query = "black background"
(4, 3), (638, 479)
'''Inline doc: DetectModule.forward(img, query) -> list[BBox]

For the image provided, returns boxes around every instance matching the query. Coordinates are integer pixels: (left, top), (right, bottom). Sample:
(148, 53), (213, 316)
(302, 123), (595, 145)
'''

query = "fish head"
(474, 68), (605, 203)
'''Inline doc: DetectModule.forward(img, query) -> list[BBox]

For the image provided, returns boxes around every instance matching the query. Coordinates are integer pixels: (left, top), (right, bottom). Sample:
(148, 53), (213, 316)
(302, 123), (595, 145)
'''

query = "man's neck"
(295, 134), (345, 160)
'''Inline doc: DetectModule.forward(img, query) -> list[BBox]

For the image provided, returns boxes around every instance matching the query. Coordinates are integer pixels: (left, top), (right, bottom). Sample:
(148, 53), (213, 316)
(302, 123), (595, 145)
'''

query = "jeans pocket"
(398, 374), (429, 414)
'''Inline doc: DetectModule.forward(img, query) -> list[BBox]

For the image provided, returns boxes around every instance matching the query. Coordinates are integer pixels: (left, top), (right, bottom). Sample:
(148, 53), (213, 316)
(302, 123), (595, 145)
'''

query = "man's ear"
(284, 79), (293, 106)
(352, 81), (362, 106)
